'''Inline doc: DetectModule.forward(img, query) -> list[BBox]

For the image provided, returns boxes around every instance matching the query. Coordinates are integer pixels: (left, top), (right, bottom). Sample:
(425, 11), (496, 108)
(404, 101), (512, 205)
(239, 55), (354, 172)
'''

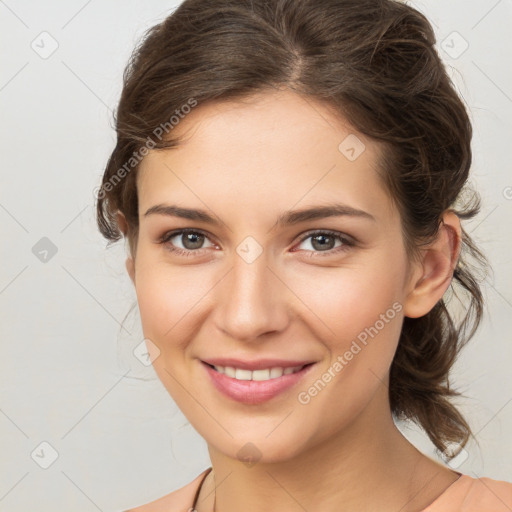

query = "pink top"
(126, 467), (512, 511)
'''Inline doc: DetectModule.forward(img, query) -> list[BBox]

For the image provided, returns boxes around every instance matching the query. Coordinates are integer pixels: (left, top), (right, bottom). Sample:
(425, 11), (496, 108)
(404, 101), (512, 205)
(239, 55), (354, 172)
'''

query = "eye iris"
(311, 234), (335, 251)
(183, 232), (204, 250)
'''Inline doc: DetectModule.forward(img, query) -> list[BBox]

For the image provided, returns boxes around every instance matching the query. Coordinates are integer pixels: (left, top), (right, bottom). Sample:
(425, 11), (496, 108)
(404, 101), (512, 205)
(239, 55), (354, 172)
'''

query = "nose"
(213, 252), (290, 342)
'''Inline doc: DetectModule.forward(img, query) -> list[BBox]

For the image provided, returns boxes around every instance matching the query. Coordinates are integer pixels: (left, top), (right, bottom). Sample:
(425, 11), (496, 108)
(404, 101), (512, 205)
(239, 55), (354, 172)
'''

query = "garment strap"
(192, 467), (213, 509)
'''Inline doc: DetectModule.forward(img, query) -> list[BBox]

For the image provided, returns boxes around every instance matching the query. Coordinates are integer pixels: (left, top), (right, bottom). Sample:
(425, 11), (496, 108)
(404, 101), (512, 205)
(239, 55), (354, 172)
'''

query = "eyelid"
(158, 228), (218, 248)
(294, 228), (356, 246)
(158, 227), (357, 259)
(290, 229), (356, 258)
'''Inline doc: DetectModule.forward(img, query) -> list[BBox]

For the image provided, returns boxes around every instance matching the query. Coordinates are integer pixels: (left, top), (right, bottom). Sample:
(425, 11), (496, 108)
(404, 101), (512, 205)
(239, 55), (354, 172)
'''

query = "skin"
(120, 89), (462, 512)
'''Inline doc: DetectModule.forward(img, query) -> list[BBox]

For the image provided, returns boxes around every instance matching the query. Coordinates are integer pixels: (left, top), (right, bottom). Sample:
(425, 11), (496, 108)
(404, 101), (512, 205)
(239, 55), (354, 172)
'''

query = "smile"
(209, 364), (307, 381)
(201, 361), (316, 404)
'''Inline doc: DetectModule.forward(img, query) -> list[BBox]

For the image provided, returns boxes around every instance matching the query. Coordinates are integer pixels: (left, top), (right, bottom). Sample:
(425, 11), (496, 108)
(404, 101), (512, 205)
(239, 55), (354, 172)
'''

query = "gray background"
(1, 1), (511, 510)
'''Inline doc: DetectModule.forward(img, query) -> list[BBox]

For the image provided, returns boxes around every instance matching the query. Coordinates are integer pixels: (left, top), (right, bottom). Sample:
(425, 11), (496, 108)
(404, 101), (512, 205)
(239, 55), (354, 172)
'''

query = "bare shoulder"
(125, 468), (211, 512)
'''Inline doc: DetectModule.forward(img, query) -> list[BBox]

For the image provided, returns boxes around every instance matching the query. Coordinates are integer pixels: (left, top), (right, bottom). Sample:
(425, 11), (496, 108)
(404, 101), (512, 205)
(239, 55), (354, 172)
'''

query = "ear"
(115, 211), (136, 285)
(403, 210), (461, 318)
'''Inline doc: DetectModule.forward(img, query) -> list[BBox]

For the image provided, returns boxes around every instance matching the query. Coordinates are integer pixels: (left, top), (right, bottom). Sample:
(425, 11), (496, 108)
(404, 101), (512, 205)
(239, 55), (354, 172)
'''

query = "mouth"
(203, 361), (314, 381)
(201, 360), (316, 404)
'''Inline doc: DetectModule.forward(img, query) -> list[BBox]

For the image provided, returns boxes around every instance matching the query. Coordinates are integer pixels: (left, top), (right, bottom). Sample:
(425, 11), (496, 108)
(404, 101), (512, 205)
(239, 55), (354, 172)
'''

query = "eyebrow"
(144, 203), (376, 228)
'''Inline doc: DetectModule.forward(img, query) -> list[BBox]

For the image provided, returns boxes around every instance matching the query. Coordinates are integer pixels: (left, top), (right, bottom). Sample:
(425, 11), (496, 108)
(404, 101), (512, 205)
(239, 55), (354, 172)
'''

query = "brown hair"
(96, 0), (489, 459)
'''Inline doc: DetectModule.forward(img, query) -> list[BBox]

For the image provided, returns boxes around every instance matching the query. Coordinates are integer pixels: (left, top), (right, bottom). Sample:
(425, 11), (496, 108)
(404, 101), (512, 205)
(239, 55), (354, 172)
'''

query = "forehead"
(136, 90), (396, 226)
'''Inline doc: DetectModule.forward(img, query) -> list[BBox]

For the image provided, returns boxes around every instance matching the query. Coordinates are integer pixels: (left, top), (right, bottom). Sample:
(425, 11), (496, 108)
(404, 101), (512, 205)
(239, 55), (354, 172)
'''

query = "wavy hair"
(96, 0), (489, 458)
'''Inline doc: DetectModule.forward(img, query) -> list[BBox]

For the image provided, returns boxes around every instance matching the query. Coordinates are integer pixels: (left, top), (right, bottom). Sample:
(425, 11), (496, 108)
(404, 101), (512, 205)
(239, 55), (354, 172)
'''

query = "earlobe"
(116, 210), (136, 285)
(116, 210), (129, 236)
(403, 211), (461, 318)
(126, 257), (136, 285)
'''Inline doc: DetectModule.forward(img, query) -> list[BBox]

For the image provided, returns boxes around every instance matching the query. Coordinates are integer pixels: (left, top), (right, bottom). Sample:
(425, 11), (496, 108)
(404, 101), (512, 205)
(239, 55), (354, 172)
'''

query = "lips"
(201, 359), (316, 404)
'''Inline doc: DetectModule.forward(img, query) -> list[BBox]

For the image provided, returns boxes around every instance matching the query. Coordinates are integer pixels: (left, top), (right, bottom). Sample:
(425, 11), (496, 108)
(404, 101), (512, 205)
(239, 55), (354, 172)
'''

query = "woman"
(96, 0), (512, 510)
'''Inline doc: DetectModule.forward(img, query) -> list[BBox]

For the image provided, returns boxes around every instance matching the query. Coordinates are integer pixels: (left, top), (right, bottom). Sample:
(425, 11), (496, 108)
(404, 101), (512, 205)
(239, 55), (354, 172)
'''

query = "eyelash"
(157, 228), (356, 258)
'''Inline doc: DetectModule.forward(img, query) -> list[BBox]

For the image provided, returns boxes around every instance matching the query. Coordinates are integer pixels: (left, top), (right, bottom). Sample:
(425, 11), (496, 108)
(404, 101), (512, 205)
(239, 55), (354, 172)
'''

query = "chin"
(206, 430), (313, 466)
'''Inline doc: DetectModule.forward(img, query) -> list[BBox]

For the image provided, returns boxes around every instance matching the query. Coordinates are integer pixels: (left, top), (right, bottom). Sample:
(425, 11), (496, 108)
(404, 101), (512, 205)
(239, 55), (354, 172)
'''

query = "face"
(129, 89), (419, 463)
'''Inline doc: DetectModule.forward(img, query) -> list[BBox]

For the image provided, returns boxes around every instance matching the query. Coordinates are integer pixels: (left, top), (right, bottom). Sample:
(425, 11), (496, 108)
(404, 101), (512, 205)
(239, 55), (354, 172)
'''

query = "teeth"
(252, 369), (270, 381)
(224, 366), (236, 378)
(235, 368), (252, 381)
(270, 367), (283, 378)
(212, 364), (305, 381)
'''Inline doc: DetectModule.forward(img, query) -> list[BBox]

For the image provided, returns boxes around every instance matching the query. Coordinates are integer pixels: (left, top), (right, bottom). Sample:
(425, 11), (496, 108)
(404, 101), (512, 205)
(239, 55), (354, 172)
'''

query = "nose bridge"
(214, 248), (288, 341)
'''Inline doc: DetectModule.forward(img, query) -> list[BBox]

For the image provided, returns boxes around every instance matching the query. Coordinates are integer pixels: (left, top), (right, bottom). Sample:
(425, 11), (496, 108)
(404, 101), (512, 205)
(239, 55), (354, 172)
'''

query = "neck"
(196, 386), (459, 512)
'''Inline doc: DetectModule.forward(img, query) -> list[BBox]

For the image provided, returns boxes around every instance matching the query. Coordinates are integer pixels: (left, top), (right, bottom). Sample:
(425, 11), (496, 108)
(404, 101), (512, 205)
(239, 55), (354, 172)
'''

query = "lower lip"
(202, 362), (315, 404)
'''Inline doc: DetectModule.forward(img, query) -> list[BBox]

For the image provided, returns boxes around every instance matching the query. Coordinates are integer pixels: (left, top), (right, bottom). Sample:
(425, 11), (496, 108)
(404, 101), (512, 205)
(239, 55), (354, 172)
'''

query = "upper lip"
(202, 358), (316, 371)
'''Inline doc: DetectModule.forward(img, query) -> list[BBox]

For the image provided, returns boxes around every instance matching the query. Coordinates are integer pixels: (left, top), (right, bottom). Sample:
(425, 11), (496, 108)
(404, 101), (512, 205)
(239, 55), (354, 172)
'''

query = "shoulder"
(462, 475), (512, 510)
(124, 468), (211, 512)
(431, 474), (512, 511)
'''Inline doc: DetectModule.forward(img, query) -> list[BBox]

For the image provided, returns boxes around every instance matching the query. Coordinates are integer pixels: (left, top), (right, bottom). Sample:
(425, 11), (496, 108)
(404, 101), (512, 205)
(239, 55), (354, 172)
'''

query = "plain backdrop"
(1, 1), (511, 510)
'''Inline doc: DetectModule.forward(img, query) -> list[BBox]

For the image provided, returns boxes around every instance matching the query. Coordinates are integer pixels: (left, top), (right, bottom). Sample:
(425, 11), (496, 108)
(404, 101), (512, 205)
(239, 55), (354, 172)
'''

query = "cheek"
(289, 258), (405, 344)
(133, 265), (203, 402)
(306, 282), (402, 384)
(295, 282), (403, 440)
(288, 257), (405, 401)
(133, 260), (203, 350)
